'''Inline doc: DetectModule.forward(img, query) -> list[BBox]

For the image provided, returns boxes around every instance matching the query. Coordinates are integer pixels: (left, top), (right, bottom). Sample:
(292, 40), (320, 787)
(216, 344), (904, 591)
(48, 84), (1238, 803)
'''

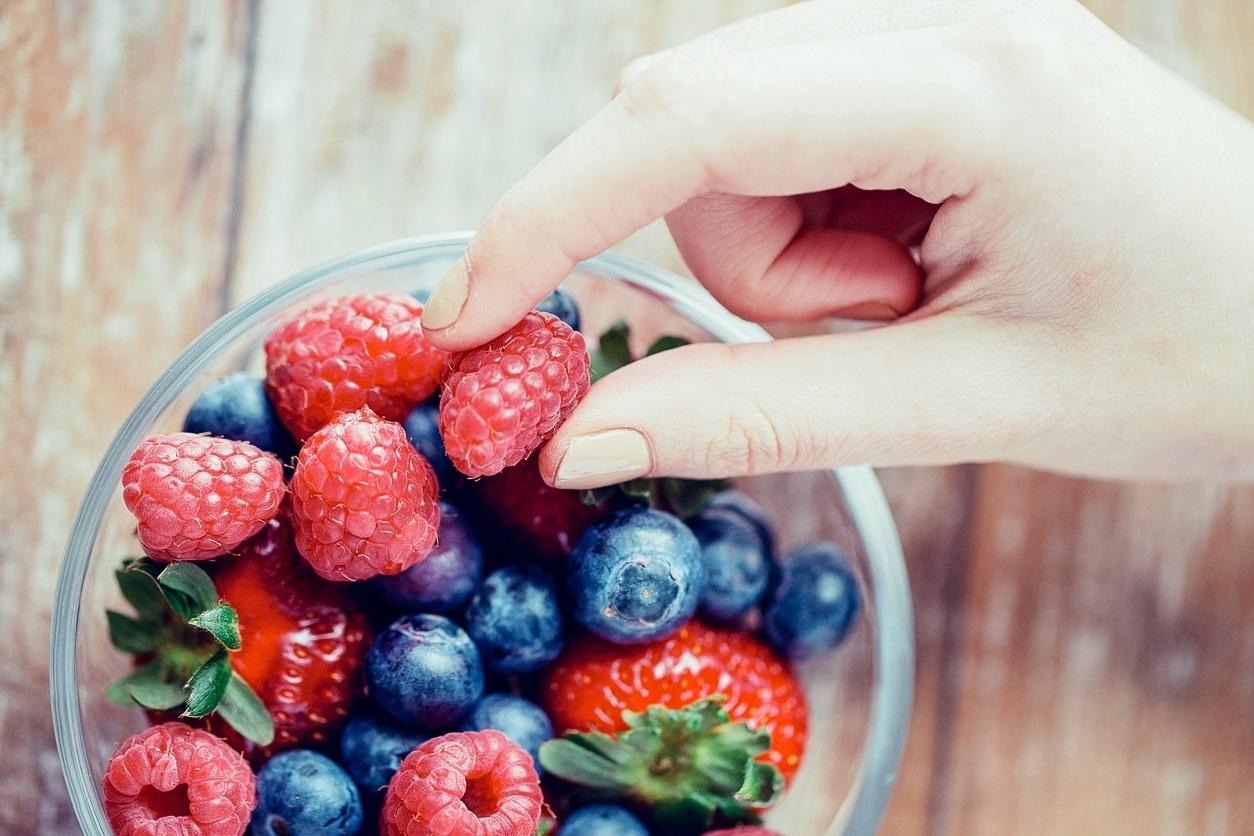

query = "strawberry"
(440, 311), (590, 478)
(264, 292), (447, 441)
(541, 621), (807, 783)
(208, 512), (372, 758)
(472, 456), (609, 564)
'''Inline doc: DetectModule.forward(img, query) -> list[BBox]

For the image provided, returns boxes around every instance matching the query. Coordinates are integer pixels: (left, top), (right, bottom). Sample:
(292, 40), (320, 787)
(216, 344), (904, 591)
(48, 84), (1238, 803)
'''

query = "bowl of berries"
(52, 233), (913, 836)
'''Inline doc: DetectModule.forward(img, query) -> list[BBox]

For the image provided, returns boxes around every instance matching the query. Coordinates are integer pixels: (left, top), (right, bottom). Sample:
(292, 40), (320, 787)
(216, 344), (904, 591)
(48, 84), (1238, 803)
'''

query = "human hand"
(421, 0), (1254, 487)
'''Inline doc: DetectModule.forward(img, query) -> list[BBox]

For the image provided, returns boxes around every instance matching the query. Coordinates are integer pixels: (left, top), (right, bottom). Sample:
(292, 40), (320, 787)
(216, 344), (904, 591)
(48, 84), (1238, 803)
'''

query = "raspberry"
(291, 408), (440, 581)
(122, 433), (285, 561)
(265, 292), (447, 441)
(440, 312), (590, 478)
(381, 730), (543, 836)
(103, 722), (256, 836)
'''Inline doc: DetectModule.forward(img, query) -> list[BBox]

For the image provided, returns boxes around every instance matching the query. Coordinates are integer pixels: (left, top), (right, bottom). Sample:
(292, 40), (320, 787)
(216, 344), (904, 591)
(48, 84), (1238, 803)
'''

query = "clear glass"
(51, 233), (914, 835)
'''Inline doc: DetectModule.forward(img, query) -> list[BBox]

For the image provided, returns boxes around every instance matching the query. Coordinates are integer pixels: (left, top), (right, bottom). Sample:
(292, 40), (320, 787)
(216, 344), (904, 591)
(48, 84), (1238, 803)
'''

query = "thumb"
(537, 314), (1038, 488)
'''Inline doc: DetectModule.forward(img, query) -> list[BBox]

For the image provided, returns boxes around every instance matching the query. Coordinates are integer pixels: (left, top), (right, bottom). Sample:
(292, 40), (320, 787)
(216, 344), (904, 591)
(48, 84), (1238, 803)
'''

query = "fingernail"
(552, 429), (653, 489)
(421, 259), (469, 331)
(835, 301), (900, 321)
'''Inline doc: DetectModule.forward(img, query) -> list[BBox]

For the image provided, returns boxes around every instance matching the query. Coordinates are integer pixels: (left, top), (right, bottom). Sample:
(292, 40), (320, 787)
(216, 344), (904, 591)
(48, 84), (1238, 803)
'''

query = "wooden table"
(4, 1), (1252, 832)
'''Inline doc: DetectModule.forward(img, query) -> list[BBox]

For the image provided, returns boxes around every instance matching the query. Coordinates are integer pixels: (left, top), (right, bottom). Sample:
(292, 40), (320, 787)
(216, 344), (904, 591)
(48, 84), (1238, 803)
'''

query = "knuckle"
(616, 48), (727, 128)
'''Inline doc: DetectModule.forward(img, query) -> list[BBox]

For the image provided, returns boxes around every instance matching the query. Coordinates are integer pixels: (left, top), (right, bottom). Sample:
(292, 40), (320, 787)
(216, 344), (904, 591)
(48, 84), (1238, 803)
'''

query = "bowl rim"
(51, 232), (914, 835)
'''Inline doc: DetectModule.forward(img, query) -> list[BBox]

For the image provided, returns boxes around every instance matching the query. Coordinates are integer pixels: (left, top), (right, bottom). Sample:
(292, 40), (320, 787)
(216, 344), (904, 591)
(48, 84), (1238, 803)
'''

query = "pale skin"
(421, 0), (1254, 489)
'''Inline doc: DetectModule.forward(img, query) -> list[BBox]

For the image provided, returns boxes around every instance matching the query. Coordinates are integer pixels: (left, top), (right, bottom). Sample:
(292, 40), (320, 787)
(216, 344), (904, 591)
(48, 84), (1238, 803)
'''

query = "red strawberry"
(542, 621), (808, 782)
(473, 456), (608, 563)
(209, 512), (372, 759)
(290, 408), (440, 581)
(103, 721), (256, 836)
(381, 729), (543, 836)
(265, 292), (446, 441)
(122, 433), (285, 561)
(440, 311), (590, 478)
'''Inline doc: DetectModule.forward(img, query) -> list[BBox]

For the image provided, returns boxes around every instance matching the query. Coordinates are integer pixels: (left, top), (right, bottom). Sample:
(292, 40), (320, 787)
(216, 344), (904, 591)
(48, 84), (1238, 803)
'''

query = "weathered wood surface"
(3, 1), (1252, 833)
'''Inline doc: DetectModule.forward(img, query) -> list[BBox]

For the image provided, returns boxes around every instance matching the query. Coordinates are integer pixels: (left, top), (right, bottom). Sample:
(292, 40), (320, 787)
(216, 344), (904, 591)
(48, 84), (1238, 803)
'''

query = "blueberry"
(464, 565), (564, 674)
(567, 507), (704, 644)
(366, 613), (485, 729)
(560, 804), (649, 836)
(764, 541), (860, 661)
(534, 287), (581, 331)
(250, 750), (363, 836)
(370, 501), (483, 613)
(183, 373), (297, 460)
(402, 399), (457, 488)
(706, 489), (775, 560)
(461, 694), (553, 768)
(690, 510), (771, 622)
(338, 711), (428, 798)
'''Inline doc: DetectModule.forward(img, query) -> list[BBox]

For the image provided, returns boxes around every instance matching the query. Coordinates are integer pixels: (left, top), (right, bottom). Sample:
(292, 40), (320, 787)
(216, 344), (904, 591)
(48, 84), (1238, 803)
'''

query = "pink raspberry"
(265, 292), (447, 441)
(381, 729), (542, 836)
(290, 408), (440, 581)
(103, 722), (256, 836)
(122, 433), (285, 561)
(440, 311), (590, 478)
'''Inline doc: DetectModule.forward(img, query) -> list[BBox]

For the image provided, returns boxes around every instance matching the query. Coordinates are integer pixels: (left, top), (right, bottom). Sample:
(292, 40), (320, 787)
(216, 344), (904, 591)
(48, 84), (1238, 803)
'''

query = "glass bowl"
(51, 233), (914, 835)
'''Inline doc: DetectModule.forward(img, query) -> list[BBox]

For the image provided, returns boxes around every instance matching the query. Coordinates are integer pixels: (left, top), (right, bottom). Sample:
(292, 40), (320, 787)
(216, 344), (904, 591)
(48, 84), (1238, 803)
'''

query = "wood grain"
(4, 0), (1254, 833)
(0, 0), (253, 830)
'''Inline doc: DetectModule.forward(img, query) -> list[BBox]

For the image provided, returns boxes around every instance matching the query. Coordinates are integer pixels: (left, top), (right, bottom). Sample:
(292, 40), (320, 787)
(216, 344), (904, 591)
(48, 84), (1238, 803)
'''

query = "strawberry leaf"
(590, 320), (633, 381)
(216, 672), (275, 746)
(183, 649), (231, 718)
(106, 610), (158, 654)
(661, 477), (730, 520)
(188, 603), (242, 651)
(106, 659), (187, 711)
(115, 565), (168, 620)
(645, 335), (690, 356)
(158, 562), (220, 620)
(539, 696), (782, 834)
(736, 759), (784, 807)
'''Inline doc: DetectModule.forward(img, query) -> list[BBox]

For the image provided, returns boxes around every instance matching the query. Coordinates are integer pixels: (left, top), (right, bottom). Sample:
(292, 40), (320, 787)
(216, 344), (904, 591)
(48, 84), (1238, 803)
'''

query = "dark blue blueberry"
(567, 507), (704, 644)
(534, 287), (581, 331)
(182, 373), (297, 460)
(410, 287), (431, 304)
(690, 510), (771, 622)
(460, 694), (553, 769)
(338, 711), (428, 798)
(366, 613), (484, 729)
(402, 399), (457, 488)
(560, 804), (649, 836)
(370, 501), (483, 614)
(764, 541), (860, 661)
(706, 489), (775, 560)
(250, 750), (363, 836)
(464, 565), (564, 674)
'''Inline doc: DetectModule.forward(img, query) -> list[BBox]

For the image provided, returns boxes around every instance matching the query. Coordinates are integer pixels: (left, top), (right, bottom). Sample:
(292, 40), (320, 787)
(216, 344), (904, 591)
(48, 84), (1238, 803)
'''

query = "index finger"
(421, 29), (993, 349)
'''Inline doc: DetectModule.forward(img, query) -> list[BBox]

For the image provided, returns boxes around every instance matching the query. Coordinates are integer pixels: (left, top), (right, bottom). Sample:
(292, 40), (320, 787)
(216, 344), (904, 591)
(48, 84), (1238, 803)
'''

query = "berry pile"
(102, 289), (859, 836)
